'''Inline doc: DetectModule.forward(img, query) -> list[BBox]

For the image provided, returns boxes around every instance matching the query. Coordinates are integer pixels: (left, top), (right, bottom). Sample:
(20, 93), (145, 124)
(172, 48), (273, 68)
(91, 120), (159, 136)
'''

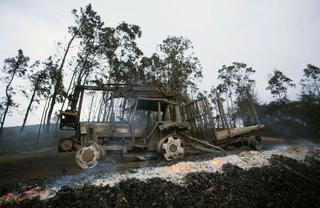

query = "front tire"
(75, 141), (103, 169)
(157, 134), (185, 161)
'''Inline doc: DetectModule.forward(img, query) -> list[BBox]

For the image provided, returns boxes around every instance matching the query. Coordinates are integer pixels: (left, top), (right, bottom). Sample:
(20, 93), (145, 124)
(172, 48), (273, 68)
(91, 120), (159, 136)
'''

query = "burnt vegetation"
(8, 155), (320, 208)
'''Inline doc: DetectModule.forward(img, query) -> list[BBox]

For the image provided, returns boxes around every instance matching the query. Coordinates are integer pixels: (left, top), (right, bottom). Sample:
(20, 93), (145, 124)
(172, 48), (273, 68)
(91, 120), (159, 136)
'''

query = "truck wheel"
(59, 139), (74, 152)
(157, 134), (185, 161)
(75, 141), (103, 169)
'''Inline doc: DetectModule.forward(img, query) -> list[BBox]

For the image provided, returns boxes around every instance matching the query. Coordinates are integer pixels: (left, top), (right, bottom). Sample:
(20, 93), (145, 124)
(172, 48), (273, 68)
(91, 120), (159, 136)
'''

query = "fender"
(157, 121), (188, 131)
(144, 121), (188, 141)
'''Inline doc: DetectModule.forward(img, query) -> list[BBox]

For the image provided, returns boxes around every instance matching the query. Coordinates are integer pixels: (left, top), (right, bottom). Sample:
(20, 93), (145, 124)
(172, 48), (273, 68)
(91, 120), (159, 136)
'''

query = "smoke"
(47, 155), (155, 191)
(48, 162), (111, 191)
(261, 137), (320, 150)
(0, 124), (73, 154)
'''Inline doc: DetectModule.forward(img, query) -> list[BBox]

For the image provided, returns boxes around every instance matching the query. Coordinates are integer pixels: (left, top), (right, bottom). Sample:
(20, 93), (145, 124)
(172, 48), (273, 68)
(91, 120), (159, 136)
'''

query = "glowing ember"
(168, 163), (191, 173)
(211, 159), (224, 167)
(25, 188), (34, 196)
(0, 193), (18, 206)
(3, 193), (15, 201)
(0, 187), (49, 206)
(15, 198), (23, 205)
(39, 191), (47, 200)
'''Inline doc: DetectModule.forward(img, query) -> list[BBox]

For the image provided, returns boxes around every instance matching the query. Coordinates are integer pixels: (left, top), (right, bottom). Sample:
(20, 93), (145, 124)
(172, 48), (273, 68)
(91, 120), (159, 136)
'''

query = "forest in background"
(0, 4), (319, 144)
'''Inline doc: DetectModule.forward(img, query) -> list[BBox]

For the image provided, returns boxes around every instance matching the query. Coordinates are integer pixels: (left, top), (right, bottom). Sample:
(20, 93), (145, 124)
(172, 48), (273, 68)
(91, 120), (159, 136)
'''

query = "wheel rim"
(75, 142), (102, 169)
(60, 139), (73, 151)
(161, 135), (185, 161)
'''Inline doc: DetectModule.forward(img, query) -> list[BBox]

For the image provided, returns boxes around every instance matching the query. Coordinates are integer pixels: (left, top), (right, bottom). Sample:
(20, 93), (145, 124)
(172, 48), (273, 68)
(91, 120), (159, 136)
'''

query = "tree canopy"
(266, 69), (295, 101)
(143, 36), (202, 94)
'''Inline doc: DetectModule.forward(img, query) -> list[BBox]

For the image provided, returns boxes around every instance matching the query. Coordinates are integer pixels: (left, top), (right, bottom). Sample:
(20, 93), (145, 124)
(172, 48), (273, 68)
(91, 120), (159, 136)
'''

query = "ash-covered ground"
(1, 144), (320, 208)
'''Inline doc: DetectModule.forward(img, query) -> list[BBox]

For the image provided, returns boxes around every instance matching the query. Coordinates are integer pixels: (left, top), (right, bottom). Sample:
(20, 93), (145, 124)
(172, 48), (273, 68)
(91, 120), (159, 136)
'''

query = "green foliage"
(258, 67), (320, 139)
(69, 4), (103, 37)
(106, 22), (144, 84)
(0, 50), (29, 133)
(44, 57), (65, 102)
(298, 94), (320, 135)
(2, 49), (29, 78)
(266, 70), (295, 101)
(143, 36), (202, 94)
(20, 61), (52, 131)
(300, 64), (320, 97)
(212, 62), (256, 127)
(71, 4), (106, 87)
(216, 62), (255, 94)
(257, 98), (320, 139)
(28, 61), (51, 104)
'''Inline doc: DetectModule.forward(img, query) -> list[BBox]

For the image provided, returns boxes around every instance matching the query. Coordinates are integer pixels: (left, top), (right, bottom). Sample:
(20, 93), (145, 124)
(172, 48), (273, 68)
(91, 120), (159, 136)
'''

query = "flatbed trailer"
(180, 97), (263, 147)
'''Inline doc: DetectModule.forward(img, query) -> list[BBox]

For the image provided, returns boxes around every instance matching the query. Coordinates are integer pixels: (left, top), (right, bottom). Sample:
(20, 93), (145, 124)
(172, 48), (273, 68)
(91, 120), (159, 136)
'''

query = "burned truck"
(59, 84), (263, 169)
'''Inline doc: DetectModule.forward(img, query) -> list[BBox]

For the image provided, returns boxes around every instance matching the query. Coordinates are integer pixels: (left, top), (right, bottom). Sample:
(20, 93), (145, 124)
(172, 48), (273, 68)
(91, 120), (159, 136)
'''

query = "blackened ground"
(0, 137), (314, 191)
(13, 154), (320, 208)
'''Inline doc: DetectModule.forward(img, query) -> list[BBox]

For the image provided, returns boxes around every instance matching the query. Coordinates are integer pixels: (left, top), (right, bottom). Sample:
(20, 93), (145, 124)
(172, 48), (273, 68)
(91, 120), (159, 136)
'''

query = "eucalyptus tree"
(20, 61), (51, 132)
(83, 22), (144, 124)
(232, 62), (256, 125)
(266, 69), (295, 101)
(300, 64), (320, 97)
(65, 4), (106, 111)
(143, 36), (202, 94)
(66, 13), (143, 112)
(215, 62), (256, 127)
(210, 83), (234, 127)
(231, 62), (256, 95)
(46, 4), (101, 128)
(297, 64), (320, 136)
(71, 4), (105, 87)
(101, 22), (143, 84)
(209, 84), (230, 128)
(45, 56), (64, 130)
(216, 64), (237, 127)
(0, 49), (29, 136)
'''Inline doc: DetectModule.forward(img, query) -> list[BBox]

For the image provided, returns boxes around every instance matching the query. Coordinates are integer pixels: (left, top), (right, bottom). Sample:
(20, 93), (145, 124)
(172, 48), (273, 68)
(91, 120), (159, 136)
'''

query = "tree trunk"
(229, 92), (236, 128)
(224, 94), (232, 128)
(43, 96), (52, 131)
(313, 78), (320, 97)
(68, 52), (90, 111)
(60, 65), (77, 112)
(46, 31), (79, 131)
(0, 71), (16, 137)
(21, 77), (40, 132)
(227, 86), (236, 128)
(0, 101), (10, 137)
(36, 97), (49, 149)
(46, 90), (58, 131)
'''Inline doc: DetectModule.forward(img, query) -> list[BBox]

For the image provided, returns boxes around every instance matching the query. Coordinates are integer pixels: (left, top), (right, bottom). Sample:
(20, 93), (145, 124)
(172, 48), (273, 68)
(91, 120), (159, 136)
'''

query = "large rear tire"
(75, 141), (103, 169)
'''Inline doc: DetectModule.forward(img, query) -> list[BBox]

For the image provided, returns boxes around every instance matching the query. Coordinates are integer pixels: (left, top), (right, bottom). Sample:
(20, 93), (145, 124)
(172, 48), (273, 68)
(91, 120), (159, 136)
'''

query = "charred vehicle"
(59, 84), (263, 169)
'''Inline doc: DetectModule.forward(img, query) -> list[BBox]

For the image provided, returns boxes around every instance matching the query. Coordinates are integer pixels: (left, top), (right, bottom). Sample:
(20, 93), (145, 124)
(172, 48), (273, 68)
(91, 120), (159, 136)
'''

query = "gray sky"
(1, 0), (320, 126)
